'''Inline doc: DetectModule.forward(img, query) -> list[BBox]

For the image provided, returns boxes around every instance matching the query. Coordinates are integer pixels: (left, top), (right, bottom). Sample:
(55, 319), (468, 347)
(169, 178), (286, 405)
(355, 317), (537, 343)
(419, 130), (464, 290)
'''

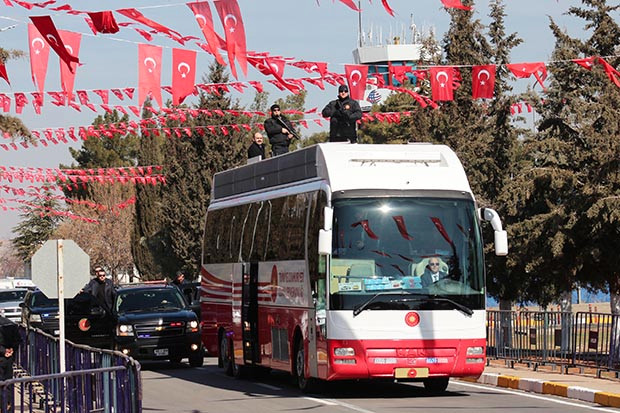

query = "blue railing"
(0, 325), (141, 413)
(487, 310), (620, 376)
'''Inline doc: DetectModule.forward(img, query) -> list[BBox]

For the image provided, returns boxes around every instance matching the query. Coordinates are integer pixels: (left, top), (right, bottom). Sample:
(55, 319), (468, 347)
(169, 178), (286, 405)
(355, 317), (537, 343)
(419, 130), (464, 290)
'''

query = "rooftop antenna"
(357, 0), (362, 47)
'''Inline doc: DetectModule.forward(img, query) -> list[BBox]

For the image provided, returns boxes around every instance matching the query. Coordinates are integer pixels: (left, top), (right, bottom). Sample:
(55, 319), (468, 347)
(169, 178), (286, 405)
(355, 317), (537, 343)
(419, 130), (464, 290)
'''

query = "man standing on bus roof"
(264, 104), (295, 156)
(321, 85), (362, 143)
(247, 132), (266, 160)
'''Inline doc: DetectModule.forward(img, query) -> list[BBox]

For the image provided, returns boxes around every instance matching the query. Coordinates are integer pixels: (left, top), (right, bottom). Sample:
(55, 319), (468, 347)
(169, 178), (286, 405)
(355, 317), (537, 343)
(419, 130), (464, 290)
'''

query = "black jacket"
(0, 316), (21, 380)
(264, 116), (294, 156)
(247, 142), (265, 159)
(83, 278), (115, 313)
(322, 96), (362, 142)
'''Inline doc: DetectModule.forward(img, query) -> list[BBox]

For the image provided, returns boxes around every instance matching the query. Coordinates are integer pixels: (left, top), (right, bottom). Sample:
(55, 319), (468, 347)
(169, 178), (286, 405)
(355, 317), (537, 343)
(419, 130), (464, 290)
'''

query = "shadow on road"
(141, 357), (470, 400)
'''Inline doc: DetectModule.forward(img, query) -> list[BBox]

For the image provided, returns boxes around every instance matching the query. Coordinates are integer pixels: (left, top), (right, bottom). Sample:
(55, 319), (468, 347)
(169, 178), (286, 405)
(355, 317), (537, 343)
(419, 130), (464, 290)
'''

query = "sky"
(0, 0), (602, 238)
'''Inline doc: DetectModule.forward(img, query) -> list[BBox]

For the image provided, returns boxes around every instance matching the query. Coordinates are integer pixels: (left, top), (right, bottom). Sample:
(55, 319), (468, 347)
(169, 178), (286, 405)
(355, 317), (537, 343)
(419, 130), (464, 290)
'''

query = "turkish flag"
(440, 0), (472, 10)
(30, 16), (80, 72)
(172, 48), (196, 105)
(596, 57), (620, 88)
(58, 30), (81, 102)
(472, 65), (496, 99)
(187, 1), (225, 66)
(572, 56), (596, 70)
(0, 63), (8, 85)
(507, 62), (547, 89)
(429, 66), (455, 101)
(138, 44), (162, 108)
(87, 11), (119, 34)
(116, 8), (182, 43)
(344, 64), (368, 100)
(28, 23), (50, 95)
(214, 0), (248, 78)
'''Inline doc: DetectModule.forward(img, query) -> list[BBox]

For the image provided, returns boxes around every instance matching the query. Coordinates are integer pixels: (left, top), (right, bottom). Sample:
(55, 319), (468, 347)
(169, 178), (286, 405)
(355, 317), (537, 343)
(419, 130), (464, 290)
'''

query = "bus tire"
(423, 377), (449, 394)
(294, 339), (321, 393)
(220, 333), (233, 376)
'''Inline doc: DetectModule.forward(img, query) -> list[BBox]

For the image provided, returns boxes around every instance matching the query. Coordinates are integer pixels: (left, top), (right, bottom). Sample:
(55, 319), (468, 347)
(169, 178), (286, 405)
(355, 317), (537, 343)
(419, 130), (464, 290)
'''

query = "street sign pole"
(56, 240), (66, 413)
(57, 240), (66, 375)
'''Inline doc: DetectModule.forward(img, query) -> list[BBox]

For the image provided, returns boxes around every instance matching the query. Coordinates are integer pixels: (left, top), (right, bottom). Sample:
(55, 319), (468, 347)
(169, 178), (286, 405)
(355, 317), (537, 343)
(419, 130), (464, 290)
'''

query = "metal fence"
(0, 325), (141, 413)
(487, 310), (620, 376)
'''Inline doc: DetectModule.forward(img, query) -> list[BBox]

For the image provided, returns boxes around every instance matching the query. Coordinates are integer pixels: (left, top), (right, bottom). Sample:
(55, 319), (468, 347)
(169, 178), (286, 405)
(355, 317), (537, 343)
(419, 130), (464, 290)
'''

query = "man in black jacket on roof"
(264, 104), (295, 156)
(322, 85), (362, 143)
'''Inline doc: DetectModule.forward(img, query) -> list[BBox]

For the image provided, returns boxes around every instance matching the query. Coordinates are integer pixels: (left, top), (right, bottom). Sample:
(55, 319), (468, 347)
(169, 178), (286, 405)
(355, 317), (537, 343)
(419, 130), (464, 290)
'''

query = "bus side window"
(265, 197), (285, 261)
(240, 203), (259, 262)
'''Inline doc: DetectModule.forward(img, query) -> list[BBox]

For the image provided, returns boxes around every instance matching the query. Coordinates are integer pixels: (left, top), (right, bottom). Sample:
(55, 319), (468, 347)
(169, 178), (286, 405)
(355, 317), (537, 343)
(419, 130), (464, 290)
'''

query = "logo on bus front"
(271, 265), (278, 302)
(405, 312), (420, 327)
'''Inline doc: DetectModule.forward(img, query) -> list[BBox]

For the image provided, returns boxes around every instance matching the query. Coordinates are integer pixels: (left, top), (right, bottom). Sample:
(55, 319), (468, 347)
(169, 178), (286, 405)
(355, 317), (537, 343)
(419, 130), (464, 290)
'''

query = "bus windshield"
(330, 197), (485, 311)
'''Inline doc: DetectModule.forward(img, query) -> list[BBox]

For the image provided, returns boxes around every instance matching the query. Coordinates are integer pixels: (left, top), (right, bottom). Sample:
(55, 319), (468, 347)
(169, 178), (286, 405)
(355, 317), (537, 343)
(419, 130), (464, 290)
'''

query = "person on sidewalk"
(0, 315), (21, 411)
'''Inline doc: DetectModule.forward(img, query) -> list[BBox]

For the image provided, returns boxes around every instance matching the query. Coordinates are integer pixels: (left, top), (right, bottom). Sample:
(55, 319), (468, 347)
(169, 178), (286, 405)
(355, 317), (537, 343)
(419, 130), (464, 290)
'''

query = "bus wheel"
(423, 377), (449, 394)
(220, 334), (233, 376)
(294, 339), (321, 393)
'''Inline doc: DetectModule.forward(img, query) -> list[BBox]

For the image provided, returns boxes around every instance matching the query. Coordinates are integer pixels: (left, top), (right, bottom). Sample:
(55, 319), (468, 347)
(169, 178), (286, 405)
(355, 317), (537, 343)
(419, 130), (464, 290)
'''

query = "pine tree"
(11, 189), (61, 261)
(132, 101), (174, 280)
(160, 63), (248, 279)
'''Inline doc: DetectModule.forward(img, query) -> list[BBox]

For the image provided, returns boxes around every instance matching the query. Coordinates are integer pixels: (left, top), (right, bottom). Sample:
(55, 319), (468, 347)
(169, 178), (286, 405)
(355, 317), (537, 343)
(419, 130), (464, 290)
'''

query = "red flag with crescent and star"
(138, 43), (162, 108)
(172, 48), (196, 105)
(472, 64), (496, 99)
(429, 66), (454, 101)
(116, 8), (183, 43)
(0, 63), (8, 85)
(28, 23), (50, 94)
(58, 30), (81, 102)
(187, 1), (225, 66)
(29, 16), (80, 72)
(87, 11), (119, 34)
(344, 64), (368, 100)
(507, 62), (547, 90)
(213, 0), (248, 78)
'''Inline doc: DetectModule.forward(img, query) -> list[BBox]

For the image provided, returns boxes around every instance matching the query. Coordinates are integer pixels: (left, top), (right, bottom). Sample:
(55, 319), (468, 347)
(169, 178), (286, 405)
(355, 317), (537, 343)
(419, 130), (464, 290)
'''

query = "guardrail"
(487, 310), (620, 376)
(0, 325), (141, 412)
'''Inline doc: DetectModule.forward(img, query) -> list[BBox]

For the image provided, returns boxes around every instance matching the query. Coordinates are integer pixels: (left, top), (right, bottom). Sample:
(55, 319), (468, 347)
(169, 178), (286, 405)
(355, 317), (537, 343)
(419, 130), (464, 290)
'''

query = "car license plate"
(154, 348), (169, 356)
(394, 367), (429, 379)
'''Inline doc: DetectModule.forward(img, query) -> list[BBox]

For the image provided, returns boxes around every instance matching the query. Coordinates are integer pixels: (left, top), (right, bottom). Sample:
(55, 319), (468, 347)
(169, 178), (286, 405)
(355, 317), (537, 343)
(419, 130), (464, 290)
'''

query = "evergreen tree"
(11, 189), (61, 261)
(132, 101), (174, 279)
(160, 63), (248, 279)
(0, 48), (30, 140)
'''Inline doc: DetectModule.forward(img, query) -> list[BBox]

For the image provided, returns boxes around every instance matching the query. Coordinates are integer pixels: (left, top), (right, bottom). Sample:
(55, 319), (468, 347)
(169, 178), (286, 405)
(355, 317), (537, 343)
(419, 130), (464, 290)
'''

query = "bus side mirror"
(323, 206), (333, 231)
(479, 207), (508, 256)
(318, 229), (332, 255)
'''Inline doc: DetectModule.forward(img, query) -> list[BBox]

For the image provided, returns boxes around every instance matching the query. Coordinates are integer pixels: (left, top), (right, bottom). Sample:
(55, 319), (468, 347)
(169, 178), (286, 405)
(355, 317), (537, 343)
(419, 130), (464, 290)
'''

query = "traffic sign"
(31, 239), (90, 299)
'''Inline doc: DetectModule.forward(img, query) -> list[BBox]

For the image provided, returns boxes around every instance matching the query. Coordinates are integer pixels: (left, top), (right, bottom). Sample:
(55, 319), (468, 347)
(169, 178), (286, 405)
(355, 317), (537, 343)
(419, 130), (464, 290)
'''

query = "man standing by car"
(83, 266), (115, 314)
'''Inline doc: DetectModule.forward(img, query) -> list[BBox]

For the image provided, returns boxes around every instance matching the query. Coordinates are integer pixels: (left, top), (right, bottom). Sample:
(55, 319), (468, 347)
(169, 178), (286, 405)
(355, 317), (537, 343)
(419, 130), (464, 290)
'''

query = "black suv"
(113, 284), (203, 367)
(20, 289), (114, 349)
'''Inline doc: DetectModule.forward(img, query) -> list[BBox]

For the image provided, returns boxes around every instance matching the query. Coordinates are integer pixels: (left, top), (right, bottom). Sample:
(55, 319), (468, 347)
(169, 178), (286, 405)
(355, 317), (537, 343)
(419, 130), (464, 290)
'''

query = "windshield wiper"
(390, 295), (474, 317)
(353, 291), (409, 317)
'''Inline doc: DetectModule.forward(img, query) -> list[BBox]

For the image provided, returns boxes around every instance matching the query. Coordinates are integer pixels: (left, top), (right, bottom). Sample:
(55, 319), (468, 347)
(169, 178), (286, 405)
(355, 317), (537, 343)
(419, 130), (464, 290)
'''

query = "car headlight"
(29, 314), (42, 323)
(187, 320), (199, 332)
(116, 324), (134, 336)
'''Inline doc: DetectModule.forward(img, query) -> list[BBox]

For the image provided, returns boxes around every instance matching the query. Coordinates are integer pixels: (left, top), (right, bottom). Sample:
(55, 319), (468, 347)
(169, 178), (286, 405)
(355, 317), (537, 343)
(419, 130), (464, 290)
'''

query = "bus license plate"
(154, 348), (168, 356)
(394, 367), (429, 379)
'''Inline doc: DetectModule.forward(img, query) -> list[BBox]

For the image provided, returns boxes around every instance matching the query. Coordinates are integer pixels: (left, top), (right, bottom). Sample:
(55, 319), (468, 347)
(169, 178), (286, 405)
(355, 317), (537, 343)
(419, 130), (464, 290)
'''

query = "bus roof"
(212, 143), (472, 201)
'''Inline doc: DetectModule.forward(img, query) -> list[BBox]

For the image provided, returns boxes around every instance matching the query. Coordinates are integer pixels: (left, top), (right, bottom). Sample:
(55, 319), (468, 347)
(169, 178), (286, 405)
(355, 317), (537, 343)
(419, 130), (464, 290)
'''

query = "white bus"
(201, 143), (507, 392)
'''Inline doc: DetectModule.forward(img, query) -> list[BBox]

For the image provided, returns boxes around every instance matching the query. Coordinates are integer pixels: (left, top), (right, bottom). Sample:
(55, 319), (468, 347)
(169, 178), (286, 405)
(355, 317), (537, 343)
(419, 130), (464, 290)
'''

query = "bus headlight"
(116, 324), (134, 336)
(334, 347), (355, 357)
(466, 346), (484, 355)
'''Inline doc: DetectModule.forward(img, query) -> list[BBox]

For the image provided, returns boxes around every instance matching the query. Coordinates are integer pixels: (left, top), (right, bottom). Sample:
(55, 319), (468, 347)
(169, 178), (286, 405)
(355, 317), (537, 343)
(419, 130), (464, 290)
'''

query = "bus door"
(241, 261), (260, 364)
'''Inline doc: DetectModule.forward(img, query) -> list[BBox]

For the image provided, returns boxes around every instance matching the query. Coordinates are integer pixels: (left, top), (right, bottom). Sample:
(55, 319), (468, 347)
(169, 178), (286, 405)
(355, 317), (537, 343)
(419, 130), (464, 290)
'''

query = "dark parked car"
(20, 289), (114, 349)
(113, 284), (203, 367)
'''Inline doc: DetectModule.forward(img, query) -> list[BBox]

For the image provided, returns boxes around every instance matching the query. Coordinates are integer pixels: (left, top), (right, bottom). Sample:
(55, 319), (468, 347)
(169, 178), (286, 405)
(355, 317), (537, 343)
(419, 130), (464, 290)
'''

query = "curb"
(460, 373), (620, 408)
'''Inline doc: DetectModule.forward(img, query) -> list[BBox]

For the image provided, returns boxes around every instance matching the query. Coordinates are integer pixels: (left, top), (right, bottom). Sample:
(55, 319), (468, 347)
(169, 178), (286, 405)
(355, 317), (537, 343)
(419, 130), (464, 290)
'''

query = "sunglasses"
(429, 263), (440, 266)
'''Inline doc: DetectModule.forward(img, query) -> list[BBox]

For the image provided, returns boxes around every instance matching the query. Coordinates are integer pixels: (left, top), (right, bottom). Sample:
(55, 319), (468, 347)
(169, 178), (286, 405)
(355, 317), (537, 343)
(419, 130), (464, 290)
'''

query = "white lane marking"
(255, 383), (281, 391)
(453, 381), (620, 413)
(304, 396), (338, 406)
(319, 399), (377, 413)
